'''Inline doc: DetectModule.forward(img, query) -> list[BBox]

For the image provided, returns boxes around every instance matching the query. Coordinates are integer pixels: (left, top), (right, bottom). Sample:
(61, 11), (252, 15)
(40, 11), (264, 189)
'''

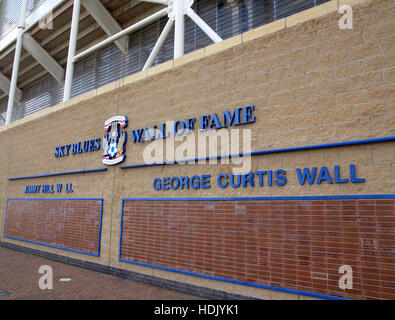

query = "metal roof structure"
(0, 0), (330, 126)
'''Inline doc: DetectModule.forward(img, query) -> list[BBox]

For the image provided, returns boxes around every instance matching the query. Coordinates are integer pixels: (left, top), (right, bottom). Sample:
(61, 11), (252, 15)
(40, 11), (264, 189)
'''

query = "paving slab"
(0, 246), (202, 300)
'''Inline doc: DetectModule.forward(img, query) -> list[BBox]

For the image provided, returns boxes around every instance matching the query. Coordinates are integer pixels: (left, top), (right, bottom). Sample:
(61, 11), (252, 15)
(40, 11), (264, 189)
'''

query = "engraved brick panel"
(3, 199), (103, 256)
(120, 199), (395, 300)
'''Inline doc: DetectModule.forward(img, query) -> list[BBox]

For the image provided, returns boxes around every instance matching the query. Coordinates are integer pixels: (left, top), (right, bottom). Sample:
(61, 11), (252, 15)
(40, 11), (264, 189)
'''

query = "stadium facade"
(0, 0), (394, 300)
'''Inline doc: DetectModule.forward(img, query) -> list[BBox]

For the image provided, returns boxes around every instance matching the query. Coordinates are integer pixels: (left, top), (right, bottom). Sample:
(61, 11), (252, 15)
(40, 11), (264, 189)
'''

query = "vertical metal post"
(63, 0), (81, 102)
(5, 0), (28, 125)
(174, 0), (184, 59)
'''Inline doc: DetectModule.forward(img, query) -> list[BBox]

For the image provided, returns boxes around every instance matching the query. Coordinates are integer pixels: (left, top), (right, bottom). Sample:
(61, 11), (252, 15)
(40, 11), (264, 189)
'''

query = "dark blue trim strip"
(8, 168), (107, 181)
(119, 199), (125, 266)
(98, 200), (104, 258)
(119, 195), (395, 300)
(6, 197), (104, 201)
(3, 198), (104, 257)
(120, 136), (395, 169)
(118, 258), (345, 300)
(122, 194), (395, 201)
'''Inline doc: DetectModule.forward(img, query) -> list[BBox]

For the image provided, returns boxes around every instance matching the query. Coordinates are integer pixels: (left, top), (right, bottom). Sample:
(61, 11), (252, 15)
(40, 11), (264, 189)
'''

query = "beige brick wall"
(0, 0), (394, 300)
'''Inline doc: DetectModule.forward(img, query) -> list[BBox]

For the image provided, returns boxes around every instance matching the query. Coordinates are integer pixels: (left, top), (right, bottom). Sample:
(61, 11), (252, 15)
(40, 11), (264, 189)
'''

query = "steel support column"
(63, 0), (81, 102)
(5, 0), (28, 125)
(173, 0), (185, 59)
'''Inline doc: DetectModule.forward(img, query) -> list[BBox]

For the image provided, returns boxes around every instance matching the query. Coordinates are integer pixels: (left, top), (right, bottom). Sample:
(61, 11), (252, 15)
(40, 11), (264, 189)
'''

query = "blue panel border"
(8, 168), (107, 181)
(2, 198), (104, 257)
(120, 136), (395, 169)
(119, 195), (395, 300)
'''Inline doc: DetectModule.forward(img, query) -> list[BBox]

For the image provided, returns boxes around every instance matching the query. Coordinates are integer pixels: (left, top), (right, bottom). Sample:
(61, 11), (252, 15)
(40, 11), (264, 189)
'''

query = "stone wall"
(0, 0), (394, 299)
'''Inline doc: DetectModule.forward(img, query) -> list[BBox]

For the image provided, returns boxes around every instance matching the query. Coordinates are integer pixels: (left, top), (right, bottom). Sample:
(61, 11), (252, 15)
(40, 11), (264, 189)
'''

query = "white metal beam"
(64, 0), (81, 102)
(23, 33), (64, 83)
(186, 8), (222, 43)
(17, 33), (108, 93)
(0, 72), (22, 103)
(143, 18), (174, 70)
(81, 0), (128, 54)
(18, 23), (98, 80)
(73, 7), (169, 62)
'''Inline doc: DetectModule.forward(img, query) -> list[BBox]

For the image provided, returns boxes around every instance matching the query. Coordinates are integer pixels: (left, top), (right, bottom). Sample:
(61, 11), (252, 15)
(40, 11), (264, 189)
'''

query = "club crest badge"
(102, 116), (128, 165)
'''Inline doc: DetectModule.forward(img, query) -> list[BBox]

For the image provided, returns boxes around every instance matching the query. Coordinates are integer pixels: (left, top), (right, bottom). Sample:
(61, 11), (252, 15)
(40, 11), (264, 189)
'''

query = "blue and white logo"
(102, 116), (128, 165)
